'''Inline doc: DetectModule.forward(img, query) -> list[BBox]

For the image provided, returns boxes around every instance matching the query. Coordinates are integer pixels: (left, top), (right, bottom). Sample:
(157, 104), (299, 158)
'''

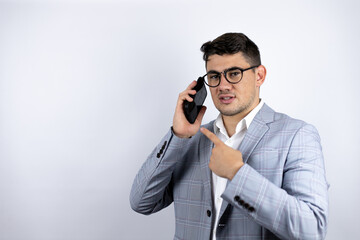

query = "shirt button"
(207, 210), (211, 217)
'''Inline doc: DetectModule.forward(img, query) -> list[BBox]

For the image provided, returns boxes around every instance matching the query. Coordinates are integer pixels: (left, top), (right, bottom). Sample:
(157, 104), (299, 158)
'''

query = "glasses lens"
(226, 69), (242, 83)
(205, 73), (220, 87)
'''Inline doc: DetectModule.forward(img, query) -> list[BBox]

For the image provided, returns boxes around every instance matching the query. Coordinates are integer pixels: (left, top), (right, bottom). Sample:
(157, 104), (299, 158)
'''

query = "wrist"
(228, 162), (244, 180)
(171, 126), (192, 139)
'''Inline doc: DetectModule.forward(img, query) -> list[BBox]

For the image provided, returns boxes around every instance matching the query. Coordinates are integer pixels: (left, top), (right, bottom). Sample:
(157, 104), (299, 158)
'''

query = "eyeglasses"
(202, 65), (259, 87)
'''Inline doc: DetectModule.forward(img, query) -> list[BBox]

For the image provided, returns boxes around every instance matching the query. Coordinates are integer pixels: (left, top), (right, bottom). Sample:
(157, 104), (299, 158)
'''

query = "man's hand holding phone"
(172, 80), (207, 138)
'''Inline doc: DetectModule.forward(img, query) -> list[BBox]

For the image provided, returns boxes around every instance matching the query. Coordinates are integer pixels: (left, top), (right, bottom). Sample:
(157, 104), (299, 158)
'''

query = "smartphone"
(183, 77), (207, 124)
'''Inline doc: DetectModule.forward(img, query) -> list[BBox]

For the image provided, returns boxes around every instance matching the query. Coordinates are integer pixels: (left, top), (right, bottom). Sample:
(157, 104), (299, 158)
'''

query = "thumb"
(195, 106), (207, 124)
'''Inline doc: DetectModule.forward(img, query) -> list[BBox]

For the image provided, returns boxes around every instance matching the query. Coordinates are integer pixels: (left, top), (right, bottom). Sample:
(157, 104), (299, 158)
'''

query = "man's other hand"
(200, 127), (244, 180)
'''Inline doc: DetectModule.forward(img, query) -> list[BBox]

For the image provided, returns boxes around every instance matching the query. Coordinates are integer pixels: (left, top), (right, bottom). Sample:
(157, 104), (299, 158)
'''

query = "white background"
(1, 0), (359, 239)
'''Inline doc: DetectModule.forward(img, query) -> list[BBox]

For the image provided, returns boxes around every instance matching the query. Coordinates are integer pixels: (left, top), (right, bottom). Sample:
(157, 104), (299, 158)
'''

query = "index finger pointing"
(200, 127), (222, 145)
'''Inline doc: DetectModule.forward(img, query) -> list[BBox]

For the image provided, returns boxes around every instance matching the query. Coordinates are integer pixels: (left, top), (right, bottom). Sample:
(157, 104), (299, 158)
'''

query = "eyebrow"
(206, 66), (242, 74)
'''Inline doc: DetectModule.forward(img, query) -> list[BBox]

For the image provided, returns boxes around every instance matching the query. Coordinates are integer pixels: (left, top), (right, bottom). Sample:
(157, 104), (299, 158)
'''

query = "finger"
(195, 106), (207, 123)
(181, 94), (194, 103)
(188, 89), (196, 95)
(186, 80), (197, 90)
(177, 91), (196, 108)
(182, 89), (196, 101)
(200, 127), (222, 145)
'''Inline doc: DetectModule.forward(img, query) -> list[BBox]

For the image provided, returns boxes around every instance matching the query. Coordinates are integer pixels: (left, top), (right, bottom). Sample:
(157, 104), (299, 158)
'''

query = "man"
(130, 33), (328, 240)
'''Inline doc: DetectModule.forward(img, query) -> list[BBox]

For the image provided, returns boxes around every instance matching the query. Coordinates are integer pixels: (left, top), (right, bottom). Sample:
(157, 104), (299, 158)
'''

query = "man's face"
(206, 53), (262, 118)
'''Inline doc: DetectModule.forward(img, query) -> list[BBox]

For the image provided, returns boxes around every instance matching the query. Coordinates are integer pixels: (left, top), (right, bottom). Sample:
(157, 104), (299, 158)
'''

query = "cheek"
(209, 89), (218, 100)
(237, 80), (255, 94)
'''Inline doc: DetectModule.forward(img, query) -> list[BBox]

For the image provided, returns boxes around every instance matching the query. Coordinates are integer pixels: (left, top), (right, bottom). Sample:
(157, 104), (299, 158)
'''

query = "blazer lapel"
(239, 104), (274, 163)
(218, 103), (275, 219)
(199, 122), (215, 208)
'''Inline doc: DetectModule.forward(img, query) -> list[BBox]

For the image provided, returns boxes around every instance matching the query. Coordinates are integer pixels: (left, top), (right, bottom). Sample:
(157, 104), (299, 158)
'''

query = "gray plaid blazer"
(130, 104), (328, 239)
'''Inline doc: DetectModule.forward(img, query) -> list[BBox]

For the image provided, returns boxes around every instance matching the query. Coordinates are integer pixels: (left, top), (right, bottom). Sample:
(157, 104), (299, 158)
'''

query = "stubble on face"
(217, 90), (256, 117)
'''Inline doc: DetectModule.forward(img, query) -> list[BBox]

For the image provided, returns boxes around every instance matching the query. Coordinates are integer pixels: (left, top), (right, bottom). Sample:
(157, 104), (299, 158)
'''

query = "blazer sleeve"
(129, 128), (191, 215)
(222, 124), (329, 240)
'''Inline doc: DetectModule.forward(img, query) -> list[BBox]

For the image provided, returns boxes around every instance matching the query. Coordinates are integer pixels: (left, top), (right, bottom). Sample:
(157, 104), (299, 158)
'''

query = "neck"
(222, 112), (247, 138)
(222, 99), (260, 137)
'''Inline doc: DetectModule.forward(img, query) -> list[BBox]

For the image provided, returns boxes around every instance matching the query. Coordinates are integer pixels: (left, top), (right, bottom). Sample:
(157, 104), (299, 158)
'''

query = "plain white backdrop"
(1, 0), (359, 239)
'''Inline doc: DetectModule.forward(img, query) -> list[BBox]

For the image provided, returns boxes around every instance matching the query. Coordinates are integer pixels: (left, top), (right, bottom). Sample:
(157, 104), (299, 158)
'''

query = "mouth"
(219, 94), (235, 104)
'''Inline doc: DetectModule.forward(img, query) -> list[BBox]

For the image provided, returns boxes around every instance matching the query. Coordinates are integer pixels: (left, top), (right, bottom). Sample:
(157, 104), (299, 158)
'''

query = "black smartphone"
(183, 77), (207, 124)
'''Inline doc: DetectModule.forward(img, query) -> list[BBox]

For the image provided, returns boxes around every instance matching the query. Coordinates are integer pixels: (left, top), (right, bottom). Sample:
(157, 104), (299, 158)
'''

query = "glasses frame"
(202, 65), (260, 87)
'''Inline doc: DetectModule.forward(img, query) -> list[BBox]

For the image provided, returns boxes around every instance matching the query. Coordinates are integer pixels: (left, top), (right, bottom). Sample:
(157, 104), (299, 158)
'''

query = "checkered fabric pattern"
(130, 104), (328, 240)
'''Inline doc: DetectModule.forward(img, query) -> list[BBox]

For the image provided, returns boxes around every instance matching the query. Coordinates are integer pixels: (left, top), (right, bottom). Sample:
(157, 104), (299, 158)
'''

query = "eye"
(208, 73), (220, 80)
(227, 69), (242, 81)
(229, 70), (241, 77)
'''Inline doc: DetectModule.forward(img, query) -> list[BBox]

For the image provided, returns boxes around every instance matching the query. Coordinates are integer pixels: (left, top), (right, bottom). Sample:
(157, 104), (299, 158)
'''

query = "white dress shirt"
(211, 100), (264, 240)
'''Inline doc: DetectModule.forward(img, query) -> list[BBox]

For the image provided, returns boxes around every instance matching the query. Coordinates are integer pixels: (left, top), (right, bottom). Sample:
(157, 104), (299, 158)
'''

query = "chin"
(217, 107), (245, 116)
(215, 101), (250, 116)
(220, 110), (243, 117)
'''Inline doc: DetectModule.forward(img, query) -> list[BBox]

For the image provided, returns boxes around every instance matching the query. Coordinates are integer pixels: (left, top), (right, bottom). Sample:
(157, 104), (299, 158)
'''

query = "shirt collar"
(214, 99), (264, 137)
(243, 98), (264, 130)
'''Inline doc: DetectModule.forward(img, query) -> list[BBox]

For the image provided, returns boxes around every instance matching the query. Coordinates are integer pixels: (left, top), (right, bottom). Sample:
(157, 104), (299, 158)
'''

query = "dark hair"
(200, 33), (261, 66)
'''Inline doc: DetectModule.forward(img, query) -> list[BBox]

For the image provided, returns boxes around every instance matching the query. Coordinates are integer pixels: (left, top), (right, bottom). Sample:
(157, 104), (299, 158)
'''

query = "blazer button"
(234, 196), (240, 202)
(248, 207), (255, 212)
(156, 153), (161, 158)
(161, 142), (166, 150)
(207, 210), (211, 217)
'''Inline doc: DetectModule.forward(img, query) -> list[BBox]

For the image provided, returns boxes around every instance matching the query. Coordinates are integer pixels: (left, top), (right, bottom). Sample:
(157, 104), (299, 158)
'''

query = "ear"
(255, 65), (266, 87)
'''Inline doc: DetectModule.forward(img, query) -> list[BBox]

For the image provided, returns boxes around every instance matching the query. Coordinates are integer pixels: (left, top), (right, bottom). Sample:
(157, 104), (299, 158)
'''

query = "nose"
(217, 73), (232, 90)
